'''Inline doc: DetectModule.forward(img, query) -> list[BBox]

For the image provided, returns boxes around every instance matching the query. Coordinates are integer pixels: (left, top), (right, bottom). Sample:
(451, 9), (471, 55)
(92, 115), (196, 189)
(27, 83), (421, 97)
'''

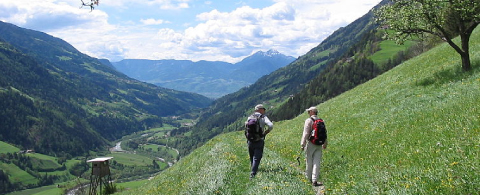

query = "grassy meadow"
(0, 141), (20, 153)
(0, 162), (38, 185)
(369, 39), (414, 65)
(6, 185), (62, 195)
(118, 28), (480, 195)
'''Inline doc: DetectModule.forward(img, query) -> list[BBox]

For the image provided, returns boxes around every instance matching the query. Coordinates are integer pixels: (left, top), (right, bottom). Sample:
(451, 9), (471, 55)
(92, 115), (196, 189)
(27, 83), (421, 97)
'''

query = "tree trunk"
(460, 33), (472, 71)
(443, 32), (472, 72)
(461, 53), (471, 71)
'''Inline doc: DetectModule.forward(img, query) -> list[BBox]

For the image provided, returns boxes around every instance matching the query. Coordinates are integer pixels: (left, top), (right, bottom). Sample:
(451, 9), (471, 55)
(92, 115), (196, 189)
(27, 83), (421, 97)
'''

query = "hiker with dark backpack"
(245, 104), (273, 179)
(301, 106), (328, 186)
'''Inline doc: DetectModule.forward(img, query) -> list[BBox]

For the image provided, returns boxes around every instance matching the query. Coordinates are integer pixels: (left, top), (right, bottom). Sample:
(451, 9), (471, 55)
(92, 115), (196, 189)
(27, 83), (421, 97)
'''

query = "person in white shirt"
(301, 106), (328, 186)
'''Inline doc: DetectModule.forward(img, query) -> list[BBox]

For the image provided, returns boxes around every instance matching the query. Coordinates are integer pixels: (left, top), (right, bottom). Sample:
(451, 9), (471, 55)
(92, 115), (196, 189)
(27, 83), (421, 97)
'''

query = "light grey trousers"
(305, 141), (323, 182)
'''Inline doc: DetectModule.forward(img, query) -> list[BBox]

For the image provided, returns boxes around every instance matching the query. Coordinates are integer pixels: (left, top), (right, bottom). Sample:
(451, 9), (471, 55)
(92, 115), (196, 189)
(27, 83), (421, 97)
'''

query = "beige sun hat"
(255, 104), (265, 110)
(306, 106), (317, 112)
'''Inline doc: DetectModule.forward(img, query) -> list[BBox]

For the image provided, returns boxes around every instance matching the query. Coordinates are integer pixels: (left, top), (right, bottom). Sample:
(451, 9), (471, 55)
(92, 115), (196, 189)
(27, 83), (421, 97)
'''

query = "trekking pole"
(296, 149), (303, 166)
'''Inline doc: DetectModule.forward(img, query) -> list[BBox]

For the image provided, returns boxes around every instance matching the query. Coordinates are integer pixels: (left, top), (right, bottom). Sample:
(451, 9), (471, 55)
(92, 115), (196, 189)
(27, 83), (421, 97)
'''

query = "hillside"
(0, 21), (212, 157)
(120, 27), (480, 195)
(111, 50), (295, 99)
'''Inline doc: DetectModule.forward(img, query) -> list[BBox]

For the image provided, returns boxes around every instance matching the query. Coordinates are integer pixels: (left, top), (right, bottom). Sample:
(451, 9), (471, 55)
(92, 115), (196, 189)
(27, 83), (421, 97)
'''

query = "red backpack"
(309, 117), (327, 145)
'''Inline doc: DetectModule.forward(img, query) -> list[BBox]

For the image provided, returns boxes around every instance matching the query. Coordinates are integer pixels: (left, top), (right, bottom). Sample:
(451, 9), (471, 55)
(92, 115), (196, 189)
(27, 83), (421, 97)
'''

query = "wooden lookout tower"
(87, 157), (114, 195)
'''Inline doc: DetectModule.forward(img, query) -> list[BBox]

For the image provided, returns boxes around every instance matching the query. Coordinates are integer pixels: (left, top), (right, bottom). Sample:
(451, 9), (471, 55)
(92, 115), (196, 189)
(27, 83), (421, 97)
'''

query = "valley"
(0, 20), (211, 194)
(1, 116), (188, 195)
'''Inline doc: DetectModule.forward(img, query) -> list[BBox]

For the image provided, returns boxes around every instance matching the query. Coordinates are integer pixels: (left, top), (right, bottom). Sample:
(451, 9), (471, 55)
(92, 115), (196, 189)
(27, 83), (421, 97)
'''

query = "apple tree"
(375, 0), (480, 71)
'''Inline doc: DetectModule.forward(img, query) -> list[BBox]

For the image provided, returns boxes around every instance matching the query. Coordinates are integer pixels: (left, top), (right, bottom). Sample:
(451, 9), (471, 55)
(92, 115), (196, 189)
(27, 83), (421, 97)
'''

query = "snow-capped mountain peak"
(255, 49), (281, 57)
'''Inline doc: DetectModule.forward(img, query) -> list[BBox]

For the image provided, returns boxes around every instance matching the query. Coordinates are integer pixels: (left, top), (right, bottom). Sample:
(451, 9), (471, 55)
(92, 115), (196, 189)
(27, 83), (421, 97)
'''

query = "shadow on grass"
(260, 165), (288, 174)
(416, 60), (480, 87)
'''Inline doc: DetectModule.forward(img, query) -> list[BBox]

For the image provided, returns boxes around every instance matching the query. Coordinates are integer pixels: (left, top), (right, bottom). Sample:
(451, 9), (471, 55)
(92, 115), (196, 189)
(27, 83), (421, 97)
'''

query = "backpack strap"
(258, 114), (264, 133)
(308, 117), (315, 141)
(310, 117), (316, 130)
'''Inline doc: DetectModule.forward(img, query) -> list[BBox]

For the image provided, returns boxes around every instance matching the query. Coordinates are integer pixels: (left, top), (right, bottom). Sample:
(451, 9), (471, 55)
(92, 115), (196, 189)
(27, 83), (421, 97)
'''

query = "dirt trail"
(315, 185), (325, 195)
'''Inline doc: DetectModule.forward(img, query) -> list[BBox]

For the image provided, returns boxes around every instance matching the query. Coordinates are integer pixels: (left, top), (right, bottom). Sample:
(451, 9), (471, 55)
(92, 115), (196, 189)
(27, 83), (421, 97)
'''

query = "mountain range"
(111, 49), (296, 99)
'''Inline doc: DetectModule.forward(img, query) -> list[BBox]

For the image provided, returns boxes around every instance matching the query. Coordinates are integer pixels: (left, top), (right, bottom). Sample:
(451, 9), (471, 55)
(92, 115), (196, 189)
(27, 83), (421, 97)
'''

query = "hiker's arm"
(263, 116), (273, 134)
(300, 118), (312, 150)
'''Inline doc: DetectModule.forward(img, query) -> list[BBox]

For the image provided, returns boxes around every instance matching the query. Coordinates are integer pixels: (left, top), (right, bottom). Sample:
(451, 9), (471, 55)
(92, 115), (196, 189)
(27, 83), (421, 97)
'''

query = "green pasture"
(152, 131), (166, 137)
(370, 39), (414, 65)
(147, 125), (176, 132)
(119, 28), (480, 195)
(0, 141), (20, 153)
(166, 147), (179, 158)
(117, 179), (150, 190)
(28, 157), (62, 171)
(142, 144), (160, 151)
(109, 153), (154, 166)
(0, 162), (37, 185)
(141, 144), (177, 157)
(26, 152), (57, 161)
(65, 158), (82, 169)
(5, 185), (62, 195)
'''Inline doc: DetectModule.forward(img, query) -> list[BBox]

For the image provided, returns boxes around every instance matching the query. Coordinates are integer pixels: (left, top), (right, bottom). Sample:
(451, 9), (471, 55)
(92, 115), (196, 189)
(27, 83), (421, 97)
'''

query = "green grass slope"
(0, 141), (20, 153)
(120, 29), (480, 194)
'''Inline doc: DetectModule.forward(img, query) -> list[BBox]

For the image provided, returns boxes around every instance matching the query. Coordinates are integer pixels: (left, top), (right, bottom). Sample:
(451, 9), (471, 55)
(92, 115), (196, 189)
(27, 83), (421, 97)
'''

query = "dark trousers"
(248, 140), (264, 175)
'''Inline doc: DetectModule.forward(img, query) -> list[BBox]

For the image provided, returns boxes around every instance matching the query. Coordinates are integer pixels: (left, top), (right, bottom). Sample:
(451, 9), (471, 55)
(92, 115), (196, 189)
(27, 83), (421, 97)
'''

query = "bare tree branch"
(80, 0), (99, 11)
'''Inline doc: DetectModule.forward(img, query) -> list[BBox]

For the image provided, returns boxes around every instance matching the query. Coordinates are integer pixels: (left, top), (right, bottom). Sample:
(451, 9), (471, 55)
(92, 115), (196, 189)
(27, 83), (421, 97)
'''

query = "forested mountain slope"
(120, 26), (480, 195)
(0, 39), (108, 156)
(0, 21), (212, 157)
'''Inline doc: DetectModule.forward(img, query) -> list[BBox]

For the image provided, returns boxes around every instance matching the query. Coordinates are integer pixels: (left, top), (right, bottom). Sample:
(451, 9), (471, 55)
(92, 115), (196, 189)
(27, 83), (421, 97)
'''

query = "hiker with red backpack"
(301, 106), (328, 186)
(245, 104), (273, 179)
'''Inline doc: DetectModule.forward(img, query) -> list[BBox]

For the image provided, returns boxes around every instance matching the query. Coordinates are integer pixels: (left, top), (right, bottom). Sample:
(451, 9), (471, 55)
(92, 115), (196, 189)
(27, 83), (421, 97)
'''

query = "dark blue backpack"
(245, 115), (264, 141)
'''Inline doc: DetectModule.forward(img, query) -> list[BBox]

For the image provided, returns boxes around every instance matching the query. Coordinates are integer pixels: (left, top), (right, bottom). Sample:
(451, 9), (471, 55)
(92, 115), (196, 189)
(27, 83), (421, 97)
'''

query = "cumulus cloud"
(137, 0), (190, 10)
(87, 41), (128, 62)
(87, 0), (190, 12)
(0, 0), (107, 31)
(0, 0), (382, 63)
(141, 18), (168, 25)
(177, 0), (382, 61)
(182, 1), (339, 60)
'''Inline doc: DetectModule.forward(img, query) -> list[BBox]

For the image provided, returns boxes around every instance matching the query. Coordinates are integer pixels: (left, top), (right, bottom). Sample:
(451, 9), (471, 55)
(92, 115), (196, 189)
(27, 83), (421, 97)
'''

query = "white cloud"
(140, 18), (168, 25)
(0, 0), (107, 31)
(143, 0), (190, 10)
(180, 1), (342, 60)
(0, 0), (382, 63)
(101, 0), (190, 10)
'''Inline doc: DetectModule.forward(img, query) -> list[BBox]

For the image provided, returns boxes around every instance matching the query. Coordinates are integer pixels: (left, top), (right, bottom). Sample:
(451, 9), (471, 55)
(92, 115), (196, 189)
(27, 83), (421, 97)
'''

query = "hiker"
(245, 104), (273, 179)
(301, 106), (328, 186)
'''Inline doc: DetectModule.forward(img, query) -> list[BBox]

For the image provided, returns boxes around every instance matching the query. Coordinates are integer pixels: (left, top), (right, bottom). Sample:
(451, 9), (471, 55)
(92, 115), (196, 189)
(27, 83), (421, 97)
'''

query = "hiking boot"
(312, 181), (323, 186)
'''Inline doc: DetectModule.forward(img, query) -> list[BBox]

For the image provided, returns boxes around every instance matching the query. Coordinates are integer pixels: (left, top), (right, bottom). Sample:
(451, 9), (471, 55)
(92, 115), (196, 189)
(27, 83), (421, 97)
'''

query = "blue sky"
(0, 0), (382, 63)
